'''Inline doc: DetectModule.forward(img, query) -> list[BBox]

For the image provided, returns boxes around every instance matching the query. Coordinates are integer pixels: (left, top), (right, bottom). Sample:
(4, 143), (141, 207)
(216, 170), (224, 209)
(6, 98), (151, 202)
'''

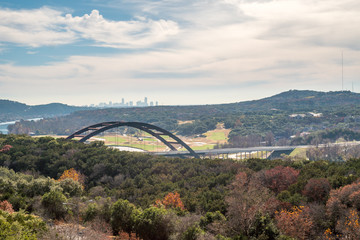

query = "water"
(110, 146), (146, 152)
(0, 118), (42, 134)
(0, 121), (15, 134)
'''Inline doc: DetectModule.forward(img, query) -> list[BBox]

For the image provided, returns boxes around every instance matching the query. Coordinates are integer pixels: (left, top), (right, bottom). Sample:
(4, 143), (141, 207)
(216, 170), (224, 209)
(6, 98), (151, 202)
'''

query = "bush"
(0, 210), (47, 240)
(110, 199), (139, 236)
(41, 190), (67, 219)
(135, 206), (176, 240)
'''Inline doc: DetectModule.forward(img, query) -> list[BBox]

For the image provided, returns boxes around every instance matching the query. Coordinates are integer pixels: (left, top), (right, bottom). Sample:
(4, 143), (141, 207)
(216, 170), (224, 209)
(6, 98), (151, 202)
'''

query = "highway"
(153, 141), (360, 158)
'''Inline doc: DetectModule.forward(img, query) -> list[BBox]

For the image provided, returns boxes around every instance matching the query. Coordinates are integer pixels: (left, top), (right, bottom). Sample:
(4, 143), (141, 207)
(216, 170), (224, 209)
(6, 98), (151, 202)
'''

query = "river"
(0, 118), (43, 134)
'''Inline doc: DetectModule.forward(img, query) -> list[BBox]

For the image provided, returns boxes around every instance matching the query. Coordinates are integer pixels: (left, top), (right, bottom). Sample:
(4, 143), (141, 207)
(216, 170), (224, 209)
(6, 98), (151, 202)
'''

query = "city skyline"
(89, 97), (159, 108)
(0, 0), (359, 105)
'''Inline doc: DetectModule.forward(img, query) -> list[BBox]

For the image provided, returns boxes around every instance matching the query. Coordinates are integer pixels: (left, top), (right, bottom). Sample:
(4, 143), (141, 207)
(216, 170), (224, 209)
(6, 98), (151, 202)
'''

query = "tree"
(135, 206), (175, 240)
(199, 211), (227, 236)
(302, 178), (331, 203)
(275, 206), (313, 240)
(263, 166), (300, 194)
(0, 144), (12, 153)
(58, 168), (84, 187)
(249, 212), (279, 240)
(41, 190), (67, 219)
(155, 192), (185, 211)
(326, 179), (360, 237)
(110, 199), (140, 237)
(0, 210), (47, 240)
(0, 200), (14, 213)
(226, 171), (277, 236)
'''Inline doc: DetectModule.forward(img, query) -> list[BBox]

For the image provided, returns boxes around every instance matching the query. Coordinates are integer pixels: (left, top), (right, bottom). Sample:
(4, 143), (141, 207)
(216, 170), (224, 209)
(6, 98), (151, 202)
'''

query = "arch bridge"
(66, 121), (200, 158)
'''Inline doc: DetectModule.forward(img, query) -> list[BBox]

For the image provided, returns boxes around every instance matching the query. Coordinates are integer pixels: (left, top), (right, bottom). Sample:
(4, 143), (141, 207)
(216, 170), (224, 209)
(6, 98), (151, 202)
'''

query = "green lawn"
(101, 135), (127, 143)
(289, 148), (307, 159)
(191, 144), (216, 150)
(205, 131), (228, 141)
(179, 144), (215, 151)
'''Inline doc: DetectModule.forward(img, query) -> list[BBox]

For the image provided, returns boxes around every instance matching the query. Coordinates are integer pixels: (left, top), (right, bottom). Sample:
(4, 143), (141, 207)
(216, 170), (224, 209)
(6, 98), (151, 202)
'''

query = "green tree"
(0, 210), (47, 240)
(110, 199), (140, 237)
(135, 206), (175, 240)
(41, 190), (67, 219)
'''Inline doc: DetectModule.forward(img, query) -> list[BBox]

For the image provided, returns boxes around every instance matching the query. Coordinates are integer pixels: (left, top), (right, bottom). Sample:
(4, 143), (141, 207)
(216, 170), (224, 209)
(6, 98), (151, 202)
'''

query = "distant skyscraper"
(144, 97), (148, 105)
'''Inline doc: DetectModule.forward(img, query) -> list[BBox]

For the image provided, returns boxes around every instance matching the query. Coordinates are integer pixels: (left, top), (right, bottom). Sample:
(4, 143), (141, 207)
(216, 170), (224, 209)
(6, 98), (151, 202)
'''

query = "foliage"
(0, 200), (14, 213)
(0, 144), (12, 153)
(263, 166), (300, 194)
(41, 190), (67, 219)
(135, 206), (176, 240)
(57, 168), (84, 185)
(181, 223), (205, 240)
(0, 135), (240, 213)
(275, 206), (313, 240)
(0, 166), (82, 211)
(199, 211), (226, 230)
(341, 209), (360, 239)
(0, 210), (47, 240)
(302, 178), (331, 203)
(155, 191), (186, 212)
(83, 202), (99, 222)
(249, 212), (279, 240)
(110, 199), (140, 236)
(3, 134), (360, 238)
(326, 179), (360, 238)
(226, 171), (277, 236)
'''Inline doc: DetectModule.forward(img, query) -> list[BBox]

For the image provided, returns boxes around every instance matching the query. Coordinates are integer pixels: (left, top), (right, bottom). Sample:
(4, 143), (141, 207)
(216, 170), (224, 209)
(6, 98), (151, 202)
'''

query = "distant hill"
(0, 99), (90, 122)
(247, 90), (360, 111)
(6, 90), (360, 138)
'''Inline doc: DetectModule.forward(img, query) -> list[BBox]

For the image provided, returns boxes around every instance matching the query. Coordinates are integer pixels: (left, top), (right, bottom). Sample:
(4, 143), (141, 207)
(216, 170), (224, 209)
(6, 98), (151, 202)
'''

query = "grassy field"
(205, 131), (228, 142)
(289, 148), (307, 159)
(179, 144), (216, 151)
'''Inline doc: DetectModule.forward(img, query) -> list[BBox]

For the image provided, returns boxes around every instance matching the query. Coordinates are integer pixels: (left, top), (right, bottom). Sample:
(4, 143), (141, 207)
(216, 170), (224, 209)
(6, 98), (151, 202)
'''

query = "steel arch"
(66, 121), (200, 158)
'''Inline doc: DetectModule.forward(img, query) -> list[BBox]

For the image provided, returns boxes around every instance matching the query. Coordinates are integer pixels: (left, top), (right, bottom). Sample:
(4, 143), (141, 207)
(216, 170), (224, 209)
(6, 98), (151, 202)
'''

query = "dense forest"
(8, 90), (360, 147)
(1, 134), (360, 239)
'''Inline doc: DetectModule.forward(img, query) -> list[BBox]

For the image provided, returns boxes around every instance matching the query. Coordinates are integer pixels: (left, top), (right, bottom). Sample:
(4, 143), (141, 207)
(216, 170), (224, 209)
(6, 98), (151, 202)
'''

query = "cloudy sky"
(0, 0), (359, 106)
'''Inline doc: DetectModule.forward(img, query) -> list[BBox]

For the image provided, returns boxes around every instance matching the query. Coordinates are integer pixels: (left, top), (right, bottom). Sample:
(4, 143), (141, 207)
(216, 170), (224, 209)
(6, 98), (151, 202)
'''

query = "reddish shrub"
(303, 178), (331, 203)
(263, 166), (300, 194)
(326, 180), (360, 238)
(0, 200), (14, 213)
(155, 192), (185, 211)
(0, 144), (12, 153)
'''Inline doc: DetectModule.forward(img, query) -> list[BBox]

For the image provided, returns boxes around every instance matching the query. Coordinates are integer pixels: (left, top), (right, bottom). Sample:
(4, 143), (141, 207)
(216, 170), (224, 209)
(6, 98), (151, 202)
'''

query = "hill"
(0, 99), (90, 122)
(245, 90), (360, 112)
(6, 90), (360, 145)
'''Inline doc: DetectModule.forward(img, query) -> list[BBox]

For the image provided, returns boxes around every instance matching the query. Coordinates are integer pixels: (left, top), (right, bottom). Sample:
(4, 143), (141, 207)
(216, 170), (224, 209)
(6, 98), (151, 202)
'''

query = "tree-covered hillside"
(7, 90), (360, 147)
(0, 99), (90, 122)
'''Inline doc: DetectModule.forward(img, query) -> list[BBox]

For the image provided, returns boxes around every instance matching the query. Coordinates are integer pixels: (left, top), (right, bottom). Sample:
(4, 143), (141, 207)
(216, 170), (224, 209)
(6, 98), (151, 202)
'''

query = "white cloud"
(0, 7), (179, 48)
(0, 7), (76, 47)
(0, 0), (360, 104)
